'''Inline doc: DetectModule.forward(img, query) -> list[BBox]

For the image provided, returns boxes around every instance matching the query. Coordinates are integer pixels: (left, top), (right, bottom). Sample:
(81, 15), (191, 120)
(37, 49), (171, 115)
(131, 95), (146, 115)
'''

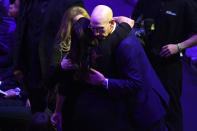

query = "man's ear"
(109, 19), (115, 27)
(110, 19), (115, 24)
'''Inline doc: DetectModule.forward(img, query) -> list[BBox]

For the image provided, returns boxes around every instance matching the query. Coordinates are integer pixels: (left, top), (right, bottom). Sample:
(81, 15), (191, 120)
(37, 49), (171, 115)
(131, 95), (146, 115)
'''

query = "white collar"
(111, 22), (116, 33)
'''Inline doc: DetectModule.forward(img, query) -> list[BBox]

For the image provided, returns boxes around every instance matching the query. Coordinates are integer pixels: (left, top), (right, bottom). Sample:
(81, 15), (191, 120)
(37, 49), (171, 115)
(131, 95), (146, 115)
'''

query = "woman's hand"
(61, 57), (77, 70)
(51, 112), (62, 128)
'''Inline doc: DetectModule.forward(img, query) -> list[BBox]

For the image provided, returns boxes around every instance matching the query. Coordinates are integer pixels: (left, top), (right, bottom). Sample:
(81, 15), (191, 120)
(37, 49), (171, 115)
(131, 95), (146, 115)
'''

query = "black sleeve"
(108, 31), (144, 98)
(118, 22), (132, 39)
(110, 22), (132, 50)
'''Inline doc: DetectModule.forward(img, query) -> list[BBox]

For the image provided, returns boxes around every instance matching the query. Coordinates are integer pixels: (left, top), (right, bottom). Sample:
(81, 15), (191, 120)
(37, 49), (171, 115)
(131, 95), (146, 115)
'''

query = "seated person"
(0, 65), (31, 131)
(0, 0), (31, 130)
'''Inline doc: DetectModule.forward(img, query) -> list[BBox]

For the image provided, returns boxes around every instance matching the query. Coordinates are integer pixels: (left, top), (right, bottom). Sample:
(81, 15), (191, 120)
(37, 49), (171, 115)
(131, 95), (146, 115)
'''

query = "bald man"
(66, 5), (133, 131)
(58, 5), (168, 131)
(81, 5), (169, 131)
(89, 5), (135, 40)
(90, 5), (114, 39)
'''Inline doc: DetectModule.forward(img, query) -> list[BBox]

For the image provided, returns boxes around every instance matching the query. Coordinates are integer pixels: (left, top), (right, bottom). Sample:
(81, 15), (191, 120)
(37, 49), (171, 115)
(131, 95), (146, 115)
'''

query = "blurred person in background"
(0, 0), (31, 131)
(132, 0), (197, 130)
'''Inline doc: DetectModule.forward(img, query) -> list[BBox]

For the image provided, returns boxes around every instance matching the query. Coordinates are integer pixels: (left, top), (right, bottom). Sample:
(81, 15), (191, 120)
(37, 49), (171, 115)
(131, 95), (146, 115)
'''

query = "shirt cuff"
(103, 78), (109, 89)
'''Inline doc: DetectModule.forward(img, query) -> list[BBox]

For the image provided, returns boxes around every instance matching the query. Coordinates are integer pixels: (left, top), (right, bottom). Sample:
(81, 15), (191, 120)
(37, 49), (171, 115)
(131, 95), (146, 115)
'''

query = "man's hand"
(61, 57), (77, 70)
(160, 44), (179, 57)
(113, 16), (134, 28)
(86, 68), (105, 86)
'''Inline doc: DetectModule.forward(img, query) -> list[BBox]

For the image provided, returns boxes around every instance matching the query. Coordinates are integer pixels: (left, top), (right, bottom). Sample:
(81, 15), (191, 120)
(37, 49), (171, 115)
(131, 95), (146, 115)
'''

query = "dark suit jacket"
(60, 25), (169, 130)
(108, 29), (169, 127)
(60, 23), (133, 131)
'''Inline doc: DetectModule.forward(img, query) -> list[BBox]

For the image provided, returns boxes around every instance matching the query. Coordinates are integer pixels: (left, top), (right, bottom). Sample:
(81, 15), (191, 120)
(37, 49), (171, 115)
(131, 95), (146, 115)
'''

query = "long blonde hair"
(56, 6), (89, 52)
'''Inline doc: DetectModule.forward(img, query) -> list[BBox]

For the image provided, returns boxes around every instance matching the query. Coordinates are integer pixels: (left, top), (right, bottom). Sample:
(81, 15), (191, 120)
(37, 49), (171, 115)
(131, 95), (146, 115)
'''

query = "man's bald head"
(91, 5), (113, 26)
(90, 5), (115, 39)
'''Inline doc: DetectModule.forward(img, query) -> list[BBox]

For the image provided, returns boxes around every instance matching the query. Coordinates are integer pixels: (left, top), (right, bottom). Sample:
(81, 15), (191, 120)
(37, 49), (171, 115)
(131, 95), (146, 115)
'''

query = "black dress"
(59, 22), (132, 131)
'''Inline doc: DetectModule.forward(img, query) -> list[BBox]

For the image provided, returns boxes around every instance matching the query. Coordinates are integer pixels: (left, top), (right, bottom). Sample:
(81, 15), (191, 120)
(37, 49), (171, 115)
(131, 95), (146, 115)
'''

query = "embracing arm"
(107, 34), (144, 96)
(113, 16), (134, 28)
(87, 32), (144, 97)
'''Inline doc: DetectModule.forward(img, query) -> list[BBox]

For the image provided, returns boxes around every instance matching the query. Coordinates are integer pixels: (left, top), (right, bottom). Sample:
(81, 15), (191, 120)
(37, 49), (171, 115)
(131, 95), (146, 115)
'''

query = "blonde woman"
(53, 6), (90, 65)
(47, 6), (89, 88)
(48, 7), (89, 130)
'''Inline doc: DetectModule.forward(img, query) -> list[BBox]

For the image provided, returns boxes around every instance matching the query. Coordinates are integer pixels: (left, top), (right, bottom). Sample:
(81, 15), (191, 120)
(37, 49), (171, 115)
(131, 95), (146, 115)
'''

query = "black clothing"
(132, 0), (197, 130)
(0, 2), (31, 130)
(0, 0), (16, 68)
(100, 29), (169, 130)
(59, 22), (132, 131)
(59, 22), (168, 131)
(39, 0), (84, 81)
(14, 0), (83, 113)
(14, 0), (51, 113)
(40, 0), (84, 94)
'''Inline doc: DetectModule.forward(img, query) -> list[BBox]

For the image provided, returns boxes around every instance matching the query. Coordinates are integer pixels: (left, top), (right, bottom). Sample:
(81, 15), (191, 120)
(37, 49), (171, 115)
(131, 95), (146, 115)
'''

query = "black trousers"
(150, 58), (183, 131)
